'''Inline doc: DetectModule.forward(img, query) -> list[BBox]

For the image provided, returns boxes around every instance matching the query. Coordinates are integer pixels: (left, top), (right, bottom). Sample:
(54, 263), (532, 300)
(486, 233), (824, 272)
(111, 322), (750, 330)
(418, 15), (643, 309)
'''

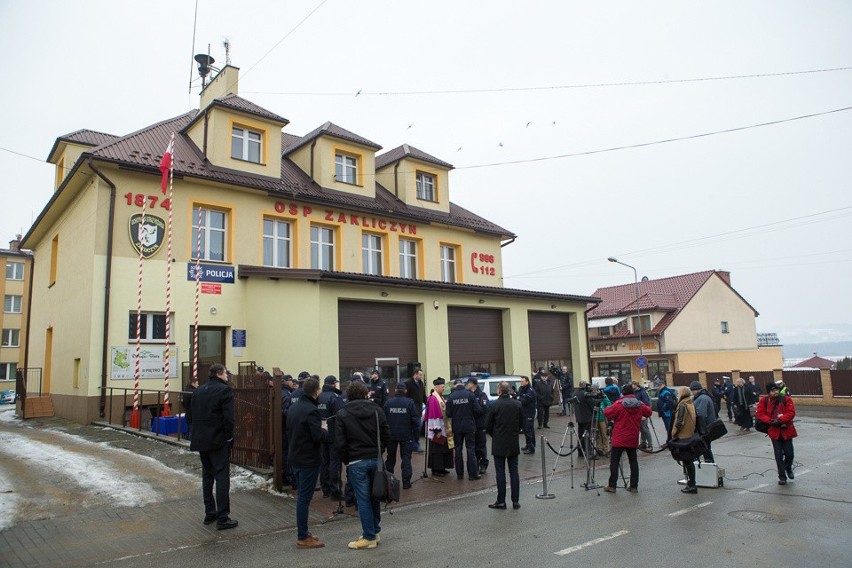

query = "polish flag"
(159, 136), (175, 194)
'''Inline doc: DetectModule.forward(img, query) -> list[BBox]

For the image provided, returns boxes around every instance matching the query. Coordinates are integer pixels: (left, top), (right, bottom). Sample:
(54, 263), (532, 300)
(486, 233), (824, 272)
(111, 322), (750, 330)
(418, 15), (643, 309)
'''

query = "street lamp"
(608, 257), (644, 380)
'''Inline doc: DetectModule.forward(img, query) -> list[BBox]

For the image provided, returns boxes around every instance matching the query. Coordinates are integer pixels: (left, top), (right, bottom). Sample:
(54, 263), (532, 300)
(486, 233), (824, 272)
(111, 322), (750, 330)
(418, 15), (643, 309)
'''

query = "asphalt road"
(91, 410), (851, 568)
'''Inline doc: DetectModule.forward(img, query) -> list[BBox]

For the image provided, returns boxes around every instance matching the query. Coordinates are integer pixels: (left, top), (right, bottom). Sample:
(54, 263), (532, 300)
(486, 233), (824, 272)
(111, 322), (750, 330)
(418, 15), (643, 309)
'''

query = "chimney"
(9, 233), (21, 252)
(716, 270), (731, 286)
(199, 65), (240, 111)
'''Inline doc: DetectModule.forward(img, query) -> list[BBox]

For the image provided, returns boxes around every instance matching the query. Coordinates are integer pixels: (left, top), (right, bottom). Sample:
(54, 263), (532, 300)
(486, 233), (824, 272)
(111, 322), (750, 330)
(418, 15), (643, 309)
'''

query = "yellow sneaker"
(375, 533), (381, 544)
(348, 537), (378, 550)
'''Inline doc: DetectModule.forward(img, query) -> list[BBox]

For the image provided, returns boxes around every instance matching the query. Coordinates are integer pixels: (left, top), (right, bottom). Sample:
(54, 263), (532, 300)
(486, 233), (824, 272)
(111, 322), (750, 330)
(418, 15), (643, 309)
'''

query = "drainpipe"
(88, 158), (117, 419)
(22, 254), (34, 416)
(309, 139), (317, 181)
(202, 108), (210, 156)
(584, 305), (596, 379)
(500, 237), (517, 248)
(393, 161), (400, 198)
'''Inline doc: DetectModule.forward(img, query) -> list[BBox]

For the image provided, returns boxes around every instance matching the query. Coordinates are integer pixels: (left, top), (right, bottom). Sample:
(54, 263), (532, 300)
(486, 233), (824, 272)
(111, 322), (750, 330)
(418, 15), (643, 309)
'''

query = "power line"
(244, 66), (852, 97)
(457, 105), (852, 170)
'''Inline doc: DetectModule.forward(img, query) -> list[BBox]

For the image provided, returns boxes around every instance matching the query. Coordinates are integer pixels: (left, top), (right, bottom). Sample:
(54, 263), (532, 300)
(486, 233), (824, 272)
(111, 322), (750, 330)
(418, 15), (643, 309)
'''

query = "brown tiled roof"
(46, 129), (121, 161)
(238, 266), (600, 304)
(376, 144), (454, 170)
(587, 270), (756, 339)
(212, 94), (289, 124)
(792, 355), (836, 369)
(282, 121), (382, 156)
(78, 111), (513, 238)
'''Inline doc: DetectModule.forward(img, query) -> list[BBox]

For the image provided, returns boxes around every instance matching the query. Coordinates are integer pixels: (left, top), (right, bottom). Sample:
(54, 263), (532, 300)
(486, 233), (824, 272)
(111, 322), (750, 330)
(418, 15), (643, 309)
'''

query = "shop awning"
(587, 316), (627, 328)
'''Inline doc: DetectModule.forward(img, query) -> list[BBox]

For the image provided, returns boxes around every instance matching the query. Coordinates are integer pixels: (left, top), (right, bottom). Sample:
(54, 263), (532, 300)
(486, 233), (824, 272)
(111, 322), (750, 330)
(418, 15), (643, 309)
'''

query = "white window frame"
(399, 239), (418, 279)
(721, 321), (730, 334)
(128, 312), (174, 344)
(335, 153), (358, 184)
(310, 226), (335, 271)
(631, 314), (652, 333)
(416, 172), (436, 201)
(0, 362), (16, 381)
(362, 233), (384, 276)
(231, 126), (262, 163)
(263, 218), (292, 268)
(191, 207), (227, 262)
(1, 329), (20, 347)
(440, 245), (457, 283)
(3, 295), (22, 314)
(5, 261), (24, 280)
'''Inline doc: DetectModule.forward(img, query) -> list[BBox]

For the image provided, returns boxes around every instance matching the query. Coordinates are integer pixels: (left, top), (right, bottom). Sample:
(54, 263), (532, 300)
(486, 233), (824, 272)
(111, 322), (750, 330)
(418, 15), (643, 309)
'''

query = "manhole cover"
(729, 510), (785, 523)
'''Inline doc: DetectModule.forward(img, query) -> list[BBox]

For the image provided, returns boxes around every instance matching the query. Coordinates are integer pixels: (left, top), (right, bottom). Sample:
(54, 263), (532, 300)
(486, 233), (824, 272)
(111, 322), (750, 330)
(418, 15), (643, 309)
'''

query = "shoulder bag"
(754, 398), (774, 434)
(371, 412), (401, 503)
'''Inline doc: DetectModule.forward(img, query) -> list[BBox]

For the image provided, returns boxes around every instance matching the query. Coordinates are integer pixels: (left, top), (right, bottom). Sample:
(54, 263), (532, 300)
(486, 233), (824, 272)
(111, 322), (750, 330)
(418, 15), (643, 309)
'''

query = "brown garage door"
(448, 307), (504, 377)
(528, 311), (572, 371)
(338, 300), (417, 381)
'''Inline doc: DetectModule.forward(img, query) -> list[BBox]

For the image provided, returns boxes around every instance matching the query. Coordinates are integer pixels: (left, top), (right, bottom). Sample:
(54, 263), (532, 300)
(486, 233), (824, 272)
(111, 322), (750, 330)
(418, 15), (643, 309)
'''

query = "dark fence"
(741, 371), (775, 384)
(672, 372), (698, 387)
(15, 367), (42, 419)
(781, 369), (823, 396)
(705, 372), (729, 384)
(230, 373), (274, 472)
(830, 370), (852, 397)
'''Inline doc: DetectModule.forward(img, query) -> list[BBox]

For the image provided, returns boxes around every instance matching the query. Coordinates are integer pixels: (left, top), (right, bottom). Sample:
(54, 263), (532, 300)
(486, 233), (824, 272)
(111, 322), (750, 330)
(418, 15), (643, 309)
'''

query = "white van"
(457, 373), (524, 402)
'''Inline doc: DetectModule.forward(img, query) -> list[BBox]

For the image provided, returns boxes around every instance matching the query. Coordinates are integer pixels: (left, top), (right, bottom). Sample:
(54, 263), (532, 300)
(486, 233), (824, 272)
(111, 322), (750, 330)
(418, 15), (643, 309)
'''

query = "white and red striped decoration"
(130, 181), (147, 427)
(162, 133), (175, 416)
(192, 205), (203, 381)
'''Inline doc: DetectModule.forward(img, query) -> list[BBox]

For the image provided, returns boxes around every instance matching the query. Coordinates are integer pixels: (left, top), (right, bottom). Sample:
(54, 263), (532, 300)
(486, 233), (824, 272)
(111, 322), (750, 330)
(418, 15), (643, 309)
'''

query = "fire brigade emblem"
(129, 213), (166, 258)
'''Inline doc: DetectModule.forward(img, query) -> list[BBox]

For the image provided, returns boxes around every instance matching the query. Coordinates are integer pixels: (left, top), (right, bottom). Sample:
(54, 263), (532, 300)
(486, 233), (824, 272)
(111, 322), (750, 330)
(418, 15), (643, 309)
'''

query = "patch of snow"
(230, 465), (272, 491)
(0, 470), (19, 531)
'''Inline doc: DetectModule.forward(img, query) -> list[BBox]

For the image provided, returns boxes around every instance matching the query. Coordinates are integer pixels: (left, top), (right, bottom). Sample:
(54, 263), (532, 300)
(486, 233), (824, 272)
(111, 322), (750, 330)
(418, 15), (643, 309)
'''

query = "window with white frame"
(416, 172), (436, 201)
(263, 218), (292, 268)
(310, 225), (335, 270)
(335, 152), (358, 184)
(399, 239), (418, 279)
(721, 321), (729, 334)
(0, 362), (16, 380)
(631, 314), (651, 333)
(191, 207), (227, 262)
(362, 233), (384, 276)
(128, 312), (173, 343)
(231, 126), (262, 163)
(3, 295), (22, 314)
(1, 329), (19, 347)
(440, 244), (457, 283)
(5, 261), (24, 280)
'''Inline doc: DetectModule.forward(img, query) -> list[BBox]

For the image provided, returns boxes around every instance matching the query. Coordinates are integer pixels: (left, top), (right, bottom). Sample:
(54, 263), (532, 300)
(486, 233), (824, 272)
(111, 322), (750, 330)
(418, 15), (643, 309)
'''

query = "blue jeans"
(292, 465), (320, 540)
(347, 458), (381, 541)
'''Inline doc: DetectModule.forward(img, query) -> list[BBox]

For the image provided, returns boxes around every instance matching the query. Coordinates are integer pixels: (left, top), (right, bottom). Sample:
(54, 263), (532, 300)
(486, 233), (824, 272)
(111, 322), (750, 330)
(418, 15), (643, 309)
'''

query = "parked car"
(454, 373), (523, 402)
(0, 389), (16, 404)
(646, 386), (659, 411)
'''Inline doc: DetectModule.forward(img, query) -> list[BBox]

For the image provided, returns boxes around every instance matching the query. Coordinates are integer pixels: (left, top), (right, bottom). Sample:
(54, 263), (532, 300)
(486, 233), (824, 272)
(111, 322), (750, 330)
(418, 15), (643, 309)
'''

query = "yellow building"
(587, 270), (782, 382)
(21, 66), (596, 424)
(1, 236), (31, 389)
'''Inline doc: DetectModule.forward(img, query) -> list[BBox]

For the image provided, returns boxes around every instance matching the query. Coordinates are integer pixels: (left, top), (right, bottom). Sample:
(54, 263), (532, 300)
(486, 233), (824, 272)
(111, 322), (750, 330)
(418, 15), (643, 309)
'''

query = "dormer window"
(416, 172), (436, 201)
(232, 126), (262, 163)
(335, 152), (358, 184)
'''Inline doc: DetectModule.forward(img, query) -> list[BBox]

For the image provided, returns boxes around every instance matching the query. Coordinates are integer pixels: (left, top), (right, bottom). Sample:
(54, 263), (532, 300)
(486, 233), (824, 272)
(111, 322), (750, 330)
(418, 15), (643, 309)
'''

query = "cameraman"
(554, 365), (574, 416)
(573, 381), (595, 458)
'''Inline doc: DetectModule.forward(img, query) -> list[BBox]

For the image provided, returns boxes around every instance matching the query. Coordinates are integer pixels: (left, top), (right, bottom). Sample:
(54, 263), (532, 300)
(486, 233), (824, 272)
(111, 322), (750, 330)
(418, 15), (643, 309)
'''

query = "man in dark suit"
(486, 381), (524, 510)
(189, 364), (237, 530)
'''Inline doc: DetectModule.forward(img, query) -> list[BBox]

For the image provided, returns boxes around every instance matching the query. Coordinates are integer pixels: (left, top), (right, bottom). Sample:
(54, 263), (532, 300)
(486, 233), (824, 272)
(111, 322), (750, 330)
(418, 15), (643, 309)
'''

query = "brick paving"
(0, 412), (618, 567)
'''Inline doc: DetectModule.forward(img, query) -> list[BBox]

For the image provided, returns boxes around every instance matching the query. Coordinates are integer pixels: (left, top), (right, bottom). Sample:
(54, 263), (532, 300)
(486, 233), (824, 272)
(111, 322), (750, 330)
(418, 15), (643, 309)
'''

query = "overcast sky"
(1, 1), (850, 345)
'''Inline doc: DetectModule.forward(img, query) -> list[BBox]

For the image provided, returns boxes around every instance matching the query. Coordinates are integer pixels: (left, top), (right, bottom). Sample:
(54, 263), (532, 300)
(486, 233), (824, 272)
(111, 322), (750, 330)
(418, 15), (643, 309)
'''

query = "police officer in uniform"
(367, 369), (388, 407)
(317, 375), (344, 499)
(291, 370), (310, 405)
(384, 383), (418, 489)
(446, 379), (483, 479)
(467, 377), (490, 475)
(518, 376), (538, 454)
(278, 372), (296, 489)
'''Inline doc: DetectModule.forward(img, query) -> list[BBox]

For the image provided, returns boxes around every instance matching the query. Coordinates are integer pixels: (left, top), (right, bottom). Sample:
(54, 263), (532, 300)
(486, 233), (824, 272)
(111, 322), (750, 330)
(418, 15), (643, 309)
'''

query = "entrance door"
(375, 357), (400, 392)
(189, 326), (226, 380)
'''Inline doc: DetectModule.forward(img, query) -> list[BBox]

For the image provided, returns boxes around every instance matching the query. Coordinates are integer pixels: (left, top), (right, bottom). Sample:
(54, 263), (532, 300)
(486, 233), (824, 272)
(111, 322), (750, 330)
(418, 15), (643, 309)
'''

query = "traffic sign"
(635, 356), (648, 369)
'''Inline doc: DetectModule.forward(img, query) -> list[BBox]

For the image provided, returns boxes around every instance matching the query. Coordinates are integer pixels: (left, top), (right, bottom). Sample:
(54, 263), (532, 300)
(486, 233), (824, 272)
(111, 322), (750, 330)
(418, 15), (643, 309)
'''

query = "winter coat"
(189, 377), (234, 452)
(533, 375), (554, 405)
(574, 388), (595, 424)
(384, 394), (418, 441)
(471, 387), (490, 428)
(518, 384), (537, 418)
(446, 386), (482, 434)
(604, 394), (652, 449)
(368, 378), (388, 408)
(755, 394), (798, 441)
(634, 386), (651, 407)
(732, 385), (756, 408)
(317, 386), (343, 441)
(657, 386), (675, 418)
(603, 383), (622, 403)
(404, 377), (426, 408)
(486, 394), (524, 457)
(286, 395), (328, 468)
(335, 398), (390, 464)
(692, 390), (718, 427)
(671, 387), (696, 440)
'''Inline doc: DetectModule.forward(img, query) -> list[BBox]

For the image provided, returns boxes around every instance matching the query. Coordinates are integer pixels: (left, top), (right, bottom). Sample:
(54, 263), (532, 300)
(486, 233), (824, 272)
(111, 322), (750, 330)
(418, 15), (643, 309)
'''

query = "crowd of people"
(186, 364), (797, 550)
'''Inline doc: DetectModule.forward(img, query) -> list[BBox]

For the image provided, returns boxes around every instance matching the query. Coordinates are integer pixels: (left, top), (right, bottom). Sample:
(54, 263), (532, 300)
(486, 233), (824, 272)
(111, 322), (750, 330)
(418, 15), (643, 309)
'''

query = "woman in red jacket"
(603, 383), (652, 493)
(755, 382), (798, 485)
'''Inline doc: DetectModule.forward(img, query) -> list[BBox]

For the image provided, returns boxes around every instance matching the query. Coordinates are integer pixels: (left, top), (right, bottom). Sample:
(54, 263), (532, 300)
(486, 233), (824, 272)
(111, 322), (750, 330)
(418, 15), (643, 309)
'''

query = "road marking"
(822, 461), (836, 466)
(738, 483), (769, 495)
(554, 530), (629, 556)
(794, 469), (811, 477)
(668, 501), (713, 517)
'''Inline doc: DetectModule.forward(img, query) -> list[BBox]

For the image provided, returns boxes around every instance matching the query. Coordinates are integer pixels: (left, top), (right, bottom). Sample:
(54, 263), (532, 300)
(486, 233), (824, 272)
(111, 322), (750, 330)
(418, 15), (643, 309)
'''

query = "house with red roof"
(587, 270), (782, 382)
(792, 354), (836, 370)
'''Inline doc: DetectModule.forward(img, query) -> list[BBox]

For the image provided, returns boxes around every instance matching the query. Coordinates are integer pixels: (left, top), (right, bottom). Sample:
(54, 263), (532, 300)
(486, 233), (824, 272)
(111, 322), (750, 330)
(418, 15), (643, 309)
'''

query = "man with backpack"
(655, 379), (675, 441)
(690, 381), (719, 463)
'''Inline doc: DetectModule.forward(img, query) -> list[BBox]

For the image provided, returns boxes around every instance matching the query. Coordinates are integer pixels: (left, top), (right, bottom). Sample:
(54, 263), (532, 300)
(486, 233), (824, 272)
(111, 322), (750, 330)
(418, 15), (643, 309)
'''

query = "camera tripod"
(547, 398), (577, 489)
(581, 402), (626, 494)
(321, 461), (355, 524)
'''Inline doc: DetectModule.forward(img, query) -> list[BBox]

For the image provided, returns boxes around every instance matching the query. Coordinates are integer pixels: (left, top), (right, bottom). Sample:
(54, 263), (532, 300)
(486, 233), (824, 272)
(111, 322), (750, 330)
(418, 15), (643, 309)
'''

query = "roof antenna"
(194, 44), (218, 88)
(223, 37), (231, 66)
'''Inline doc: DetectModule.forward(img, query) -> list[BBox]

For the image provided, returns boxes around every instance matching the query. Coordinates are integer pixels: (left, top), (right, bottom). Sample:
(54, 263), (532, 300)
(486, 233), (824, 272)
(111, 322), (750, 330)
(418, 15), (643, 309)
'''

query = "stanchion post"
(536, 434), (555, 499)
